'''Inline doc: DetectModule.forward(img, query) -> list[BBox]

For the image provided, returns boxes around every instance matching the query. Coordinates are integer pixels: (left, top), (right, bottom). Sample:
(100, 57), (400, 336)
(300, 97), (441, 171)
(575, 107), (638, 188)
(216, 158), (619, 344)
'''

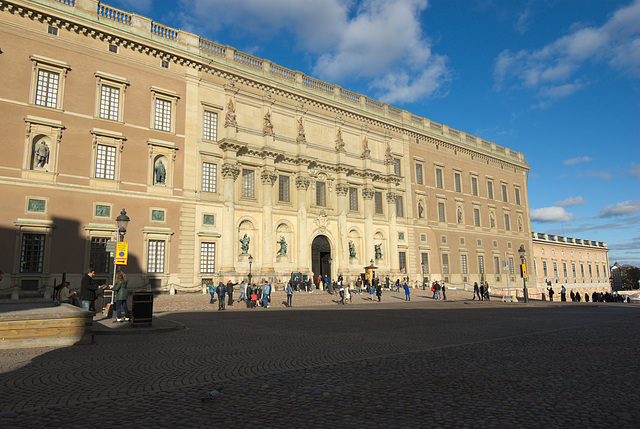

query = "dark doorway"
(311, 235), (332, 283)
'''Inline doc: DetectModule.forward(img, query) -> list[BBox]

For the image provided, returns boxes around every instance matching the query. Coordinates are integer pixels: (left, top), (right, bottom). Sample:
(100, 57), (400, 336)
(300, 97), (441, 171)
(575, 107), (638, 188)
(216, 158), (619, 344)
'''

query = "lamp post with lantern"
(518, 244), (529, 303)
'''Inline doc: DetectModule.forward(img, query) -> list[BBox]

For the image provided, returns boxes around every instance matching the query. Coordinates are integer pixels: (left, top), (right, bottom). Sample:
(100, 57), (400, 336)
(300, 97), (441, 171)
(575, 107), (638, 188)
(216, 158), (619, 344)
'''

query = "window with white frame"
(349, 187), (358, 211)
(421, 253), (429, 274)
(487, 180), (494, 199)
(99, 85), (119, 121)
(416, 163), (424, 185)
(461, 254), (468, 274)
(399, 251), (407, 273)
(20, 233), (46, 273)
(35, 69), (59, 108)
(154, 98), (172, 132)
(438, 202), (446, 222)
(478, 255), (485, 274)
(316, 181), (326, 206)
(504, 213), (510, 231)
(147, 239), (166, 273)
(471, 176), (478, 196)
(553, 262), (558, 277)
(454, 172), (462, 193)
(95, 144), (116, 180)
(494, 256), (500, 274)
(509, 257), (515, 274)
(542, 261), (548, 277)
(203, 110), (218, 141)
(278, 175), (290, 202)
(200, 242), (216, 273)
(241, 169), (255, 198)
(515, 187), (521, 205)
(474, 208), (481, 227)
(202, 162), (217, 193)
(374, 191), (383, 214)
(442, 253), (450, 274)
(502, 184), (508, 202)
(435, 167), (444, 189)
(30, 55), (70, 110)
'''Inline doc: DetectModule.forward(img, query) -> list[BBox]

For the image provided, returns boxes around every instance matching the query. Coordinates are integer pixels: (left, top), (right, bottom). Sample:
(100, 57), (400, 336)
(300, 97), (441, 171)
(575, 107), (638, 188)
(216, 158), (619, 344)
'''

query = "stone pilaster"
(220, 162), (239, 271)
(362, 187), (374, 264)
(261, 169), (278, 271)
(296, 175), (311, 273)
(335, 183), (349, 270)
(387, 191), (399, 271)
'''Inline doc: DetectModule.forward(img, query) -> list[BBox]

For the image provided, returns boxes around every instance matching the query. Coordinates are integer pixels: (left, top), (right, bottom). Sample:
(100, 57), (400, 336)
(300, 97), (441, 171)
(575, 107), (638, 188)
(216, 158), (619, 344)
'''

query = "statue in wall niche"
(240, 233), (250, 255)
(296, 117), (306, 143)
(457, 207), (463, 224)
(490, 214), (496, 228)
(277, 236), (287, 257)
(34, 140), (50, 168)
(335, 128), (345, 152)
(154, 159), (166, 184)
(361, 136), (371, 158)
(518, 218), (523, 232)
(374, 243), (382, 260)
(349, 240), (357, 258)
(225, 99), (237, 127)
(418, 201), (424, 219)
(263, 111), (274, 134)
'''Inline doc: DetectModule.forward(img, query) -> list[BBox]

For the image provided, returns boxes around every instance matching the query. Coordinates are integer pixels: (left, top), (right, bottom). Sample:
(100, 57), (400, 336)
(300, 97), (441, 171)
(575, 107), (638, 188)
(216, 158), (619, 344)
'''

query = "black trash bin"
(132, 291), (153, 327)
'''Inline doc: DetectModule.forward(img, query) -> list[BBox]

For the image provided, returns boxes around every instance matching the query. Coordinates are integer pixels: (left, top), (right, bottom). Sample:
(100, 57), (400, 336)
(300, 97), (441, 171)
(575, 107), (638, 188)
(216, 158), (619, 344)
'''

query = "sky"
(107, 0), (640, 266)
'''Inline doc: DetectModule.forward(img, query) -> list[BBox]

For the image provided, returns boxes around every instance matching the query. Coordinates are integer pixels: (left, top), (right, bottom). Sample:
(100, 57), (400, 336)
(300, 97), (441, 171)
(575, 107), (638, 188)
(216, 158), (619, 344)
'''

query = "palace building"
(0, 0), (608, 298)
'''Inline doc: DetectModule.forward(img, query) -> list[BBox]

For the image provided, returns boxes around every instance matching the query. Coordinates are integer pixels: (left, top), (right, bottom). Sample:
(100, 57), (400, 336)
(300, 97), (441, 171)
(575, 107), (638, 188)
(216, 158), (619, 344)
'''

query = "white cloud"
(598, 200), (640, 217)
(493, 0), (640, 99)
(530, 206), (573, 223)
(563, 156), (593, 165)
(630, 162), (640, 179)
(584, 170), (613, 182)
(555, 196), (586, 207)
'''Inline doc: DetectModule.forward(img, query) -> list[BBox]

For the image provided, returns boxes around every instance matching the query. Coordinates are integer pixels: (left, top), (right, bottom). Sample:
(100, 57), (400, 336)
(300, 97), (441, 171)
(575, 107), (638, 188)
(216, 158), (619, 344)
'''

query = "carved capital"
(260, 169), (278, 186)
(295, 175), (310, 190)
(221, 162), (240, 181)
(362, 187), (375, 200)
(335, 183), (349, 196)
(386, 192), (397, 203)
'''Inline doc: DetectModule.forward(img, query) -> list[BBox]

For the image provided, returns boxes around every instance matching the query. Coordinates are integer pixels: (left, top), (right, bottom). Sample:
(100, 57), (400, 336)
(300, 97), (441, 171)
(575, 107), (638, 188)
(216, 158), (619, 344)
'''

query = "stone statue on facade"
(418, 201), (424, 219)
(490, 214), (495, 228)
(34, 140), (50, 168)
(154, 159), (166, 184)
(361, 136), (371, 158)
(263, 111), (274, 135)
(384, 142), (392, 164)
(335, 128), (345, 152)
(240, 233), (250, 255)
(277, 236), (287, 257)
(296, 117), (306, 143)
(374, 243), (382, 260)
(457, 207), (463, 224)
(349, 240), (357, 258)
(225, 99), (237, 127)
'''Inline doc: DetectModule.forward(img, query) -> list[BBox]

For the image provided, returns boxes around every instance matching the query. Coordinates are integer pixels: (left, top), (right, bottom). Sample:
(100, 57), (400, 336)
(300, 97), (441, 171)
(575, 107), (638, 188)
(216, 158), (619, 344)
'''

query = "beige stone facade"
(0, 0), (556, 296)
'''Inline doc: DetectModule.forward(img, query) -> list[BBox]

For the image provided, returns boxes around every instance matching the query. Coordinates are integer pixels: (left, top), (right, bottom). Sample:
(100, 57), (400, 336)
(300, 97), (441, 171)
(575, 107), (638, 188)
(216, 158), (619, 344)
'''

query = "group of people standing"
(209, 280), (271, 310)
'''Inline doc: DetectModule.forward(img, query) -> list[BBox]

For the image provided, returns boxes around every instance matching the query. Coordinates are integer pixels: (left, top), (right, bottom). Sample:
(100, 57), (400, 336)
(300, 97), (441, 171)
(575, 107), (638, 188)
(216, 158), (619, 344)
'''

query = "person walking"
(345, 283), (352, 303)
(216, 282), (226, 310)
(473, 282), (480, 300)
(339, 284), (345, 305)
(109, 271), (130, 323)
(285, 281), (293, 307)
(208, 282), (216, 304)
(262, 281), (271, 308)
(376, 282), (382, 302)
(226, 280), (236, 306)
(403, 282), (410, 301)
(237, 281), (246, 303)
(479, 283), (485, 301)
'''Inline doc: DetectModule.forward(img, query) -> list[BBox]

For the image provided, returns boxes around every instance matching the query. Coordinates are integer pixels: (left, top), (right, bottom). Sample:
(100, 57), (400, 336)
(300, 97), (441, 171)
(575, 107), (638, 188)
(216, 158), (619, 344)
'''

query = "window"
(27, 198), (46, 213)
(502, 184), (508, 202)
(572, 263), (576, 277)
(30, 55), (69, 110)
(588, 265), (593, 277)
(99, 85), (120, 121)
(279, 175), (290, 202)
(471, 176), (478, 196)
(374, 191), (383, 214)
(35, 69), (59, 108)
(504, 213), (510, 231)
(95, 144), (116, 180)
(349, 187), (358, 211)
(441, 236), (447, 244)
(416, 163), (424, 185)
(454, 172), (462, 193)
(553, 262), (558, 277)
(563, 263), (568, 277)
(461, 255), (468, 274)
(399, 251), (407, 273)
(396, 195), (404, 217)
(509, 257), (515, 275)
(241, 169), (255, 198)
(162, 60), (169, 69)
(438, 202), (446, 222)
(393, 158), (401, 176)
(421, 253), (429, 274)
(478, 256), (485, 274)
(90, 237), (111, 274)
(316, 181), (326, 206)
(442, 254), (450, 274)
(203, 110), (218, 141)
(460, 237), (465, 245)
(435, 168), (443, 189)
(154, 98), (172, 131)
(109, 44), (117, 53)
(580, 264), (585, 277)
(602, 264), (607, 278)
(202, 162), (217, 193)
(494, 256), (500, 274)
(515, 187), (521, 205)
(203, 214), (215, 225)
(200, 242), (216, 273)
(596, 265), (600, 278)
(543, 261), (548, 276)
(487, 181), (494, 199)
(147, 240), (166, 273)
(474, 208), (481, 227)
(48, 26), (58, 36)
(20, 233), (45, 273)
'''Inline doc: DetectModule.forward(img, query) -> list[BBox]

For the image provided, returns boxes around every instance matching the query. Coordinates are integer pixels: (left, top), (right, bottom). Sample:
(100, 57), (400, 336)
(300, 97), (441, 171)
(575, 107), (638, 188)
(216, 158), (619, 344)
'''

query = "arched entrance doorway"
(311, 235), (332, 284)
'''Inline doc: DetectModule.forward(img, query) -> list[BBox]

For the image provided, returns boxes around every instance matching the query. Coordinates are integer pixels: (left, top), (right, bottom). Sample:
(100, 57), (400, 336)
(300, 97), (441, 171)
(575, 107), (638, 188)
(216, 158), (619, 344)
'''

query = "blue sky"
(108, 0), (640, 266)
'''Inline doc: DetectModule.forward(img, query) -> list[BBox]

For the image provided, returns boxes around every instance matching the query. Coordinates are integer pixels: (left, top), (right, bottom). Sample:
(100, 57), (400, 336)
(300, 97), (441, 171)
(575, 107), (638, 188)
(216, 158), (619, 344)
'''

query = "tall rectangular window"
(393, 158), (401, 176)
(435, 168), (443, 189)
(543, 261), (548, 276)
(509, 257), (515, 275)
(241, 169), (255, 198)
(200, 242), (216, 273)
(474, 208), (481, 227)
(203, 110), (218, 141)
(278, 175), (290, 202)
(494, 256), (500, 274)
(487, 181), (494, 199)
(99, 85), (119, 121)
(461, 255), (468, 274)
(478, 255), (485, 274)
(399, 251), (407, 273)
(35, 69), (59, 108)
(202, 162), (217, 193)
(588, 265), (593, 277)
(421, 252), (429, 274)
(596, 265), (600, 278)
(416, 163), (423, 185)
(602, 264), (607, 278)
(580, 264), (585, 277)
(442, 254), (450, 274)
(515, 188), (521, 205)
(563, 263), (568, 277)
(316, 181), (326, 206)
(454, 172), (462, 193)
(504, 214), (511, 231)
(553, 262), (558, 277)
(349, 187), (358, 211)
(438, 202), (446, 222)
(154, 98), (172, 131)
(90, 237), (111, 274)
(374, 191), (383, 214)
(572, 263), (577, 277)
(20, 233), (45, 273)
(396, 195), (404, 217)
(95, 144), (116, 180)
(471, 177), (478, 196)
(502, 184), (508, 202)
(147, 240), (165, 273)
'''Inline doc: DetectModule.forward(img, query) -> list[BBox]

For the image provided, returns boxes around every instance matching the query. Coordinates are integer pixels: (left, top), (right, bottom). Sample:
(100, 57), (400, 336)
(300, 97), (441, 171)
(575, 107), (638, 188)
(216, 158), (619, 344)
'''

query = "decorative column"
(220, 162), (240, 272)
(261, 169), (278, 272)
(362, 187), (375, 264)
(296, 175), (311, 273)
(335, 183), (349, 270)
(387, 191), (399, 271)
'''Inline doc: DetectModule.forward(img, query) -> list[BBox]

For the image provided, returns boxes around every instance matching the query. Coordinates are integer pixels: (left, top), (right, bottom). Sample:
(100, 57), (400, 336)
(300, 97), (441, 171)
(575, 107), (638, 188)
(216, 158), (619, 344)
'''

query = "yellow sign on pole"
(520, 263), (527, 279)
(115, 242), (128, 265)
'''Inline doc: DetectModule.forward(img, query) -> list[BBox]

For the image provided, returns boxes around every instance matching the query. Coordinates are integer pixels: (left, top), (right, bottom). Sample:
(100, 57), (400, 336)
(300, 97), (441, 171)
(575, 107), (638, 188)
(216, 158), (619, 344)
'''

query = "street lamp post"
(247, 254), (253, 285)
(112, 209), (131, 304)
(421, 263), (426, 290)
(518, 244), (529, 303)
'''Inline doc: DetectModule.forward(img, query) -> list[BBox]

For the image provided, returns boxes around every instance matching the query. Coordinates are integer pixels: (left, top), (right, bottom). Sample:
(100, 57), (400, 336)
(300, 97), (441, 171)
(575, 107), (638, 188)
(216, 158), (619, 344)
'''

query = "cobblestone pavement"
(1, 292), (638, 428)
